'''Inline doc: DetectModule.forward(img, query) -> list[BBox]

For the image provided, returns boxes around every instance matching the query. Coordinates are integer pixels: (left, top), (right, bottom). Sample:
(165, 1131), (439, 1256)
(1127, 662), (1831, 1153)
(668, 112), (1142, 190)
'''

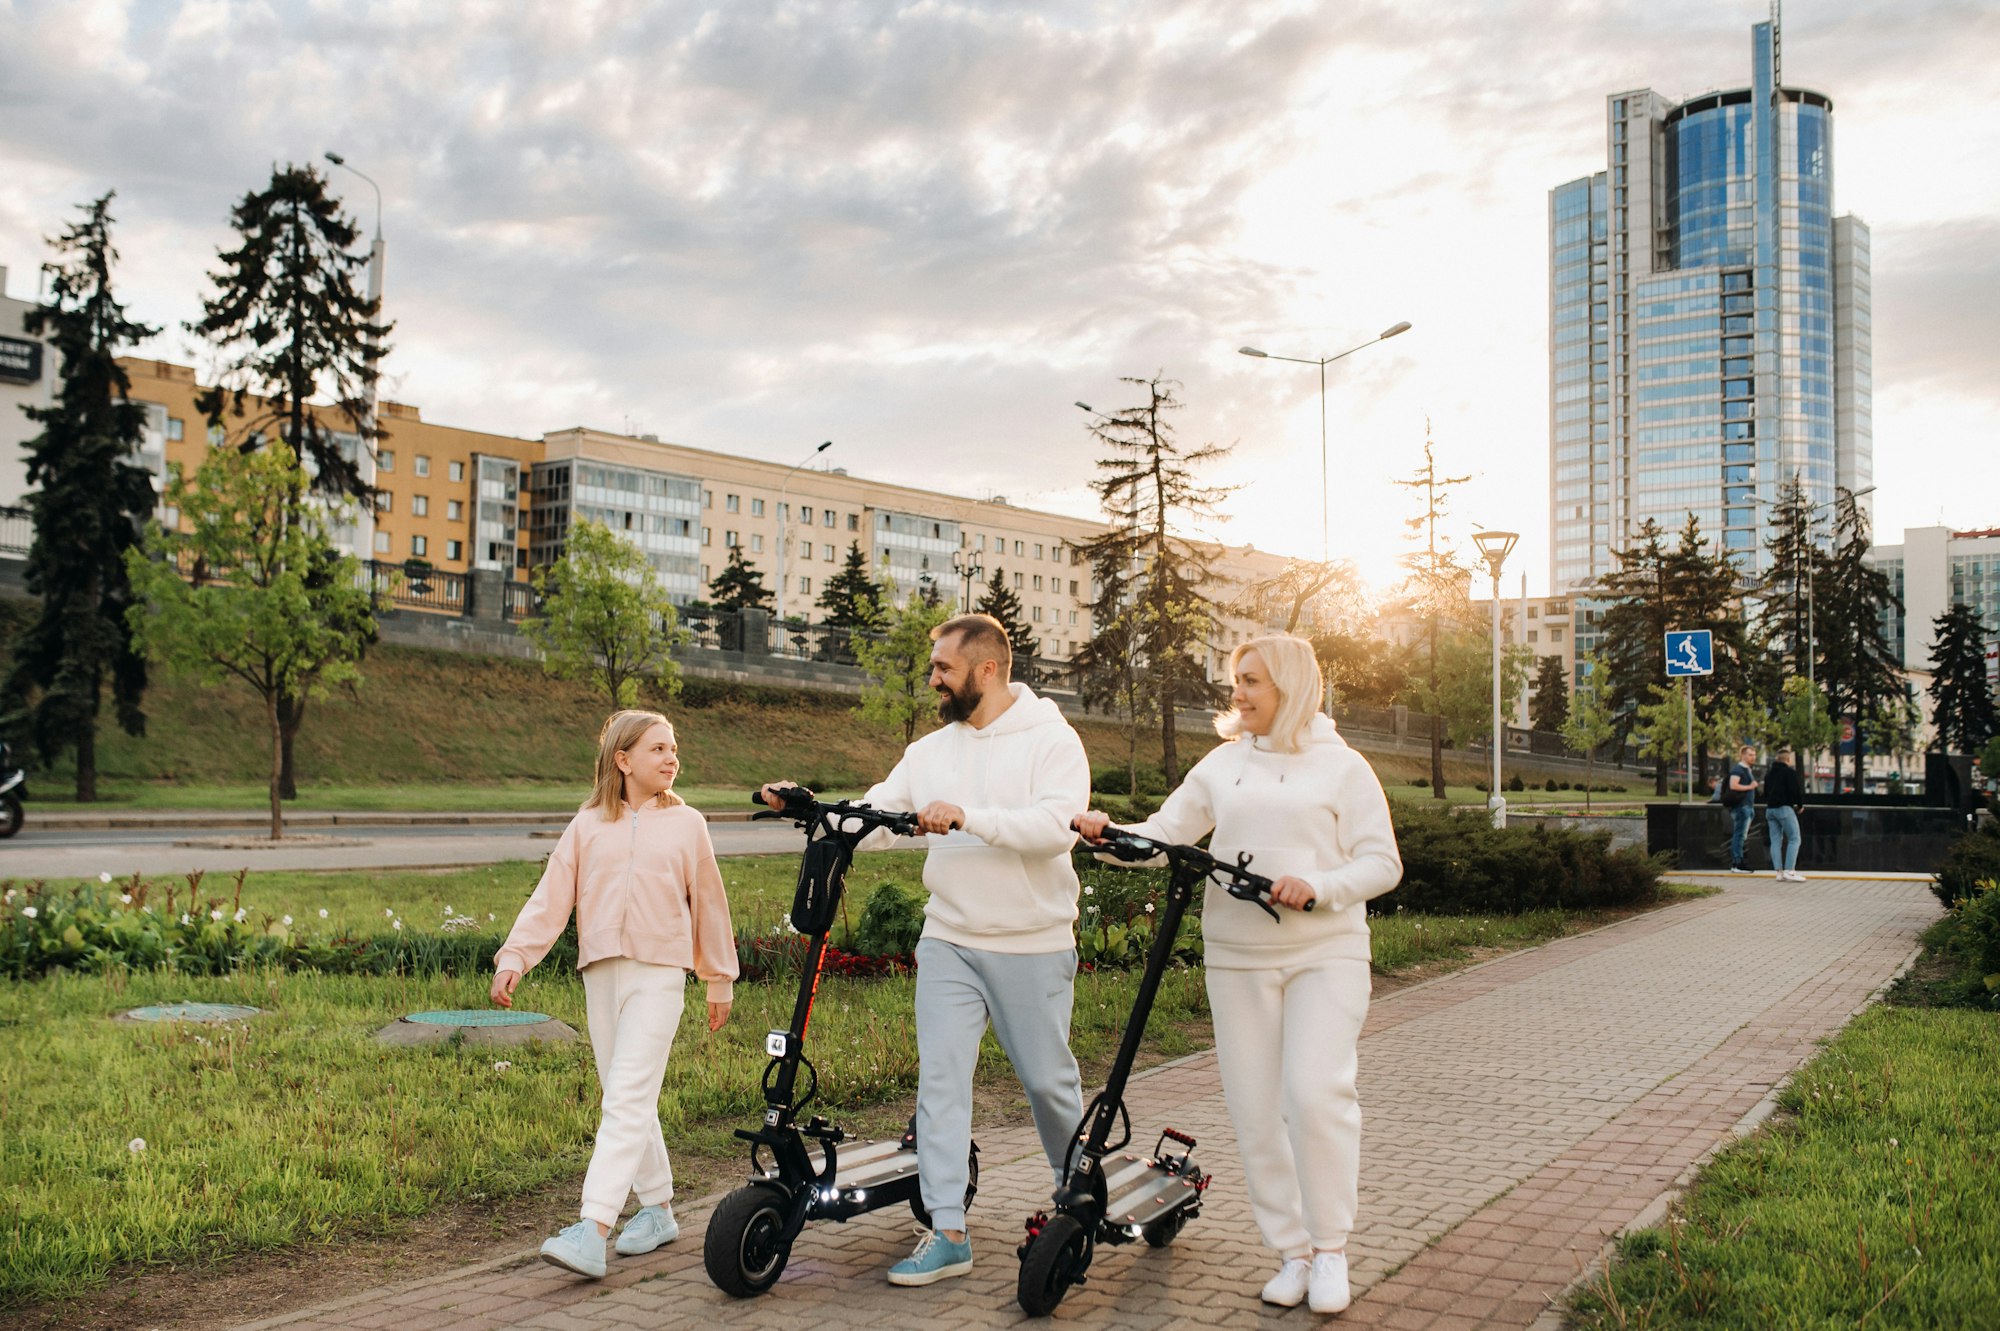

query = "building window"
(751, 498), (765, 516)
(414, 454), (430, 478)
(801, 507), (814, 525)
(726, 494), (740, 513)
(725, 530), (739, 547)
(376, 493), (392, 514)
(822, 543), (833, 560)
(1069, 579), (1078, 596)
(977, 535), (987, 552)
(412, 495), (428, 517)
(1032, 575), (1043, 591)
(1551, 627), (1565, 643)
(1014, 572), (1024, 589)
(704, 489), (713, 508)
(373, 530), (389, 553)
(825, 511), (836, 528)
(1032, 606), (1043, 622)
(799, 576), (811, 595)
(446, 539), (463, 561)
(1014, 540), (1024, 556)
(1034, 543), (1043, 560)
(378, 449), (395, 472)
(411, 534), (428, 556)
(847, 513), (859, 530)
(702, 526), (711, 545)
(752, 534), (764, 553)
(1528, 630), (1539, 643)
(449, 460), (465, 482)
(166, 417), (184, 441)
(447, 499), (463, 521)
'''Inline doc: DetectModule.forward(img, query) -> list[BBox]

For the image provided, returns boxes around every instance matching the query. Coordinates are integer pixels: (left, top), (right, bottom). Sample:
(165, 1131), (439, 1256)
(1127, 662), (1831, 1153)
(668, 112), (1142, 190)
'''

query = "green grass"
(1382, 782), (1640, 809)
(1568, 1004), (2000, 1330)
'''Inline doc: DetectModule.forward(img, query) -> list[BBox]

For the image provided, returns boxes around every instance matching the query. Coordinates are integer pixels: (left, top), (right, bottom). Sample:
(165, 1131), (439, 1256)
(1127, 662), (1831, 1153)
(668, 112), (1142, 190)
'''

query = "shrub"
(1411, 777), (1428, 787)
(1507, 774), (1525, 792)
(1091, 764), (1168, 797)
(1381, 805), (1663, 916)
(852, 881), (926, 958)
(1932, 817), (2000, 909)
(1546, 778), (1560, 792)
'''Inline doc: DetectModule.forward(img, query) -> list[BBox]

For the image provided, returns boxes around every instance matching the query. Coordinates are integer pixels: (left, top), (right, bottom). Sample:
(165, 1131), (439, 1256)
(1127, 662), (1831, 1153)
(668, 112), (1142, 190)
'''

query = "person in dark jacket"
(1762, 746), (1806, 880)
(1725, 745), (1760, 873)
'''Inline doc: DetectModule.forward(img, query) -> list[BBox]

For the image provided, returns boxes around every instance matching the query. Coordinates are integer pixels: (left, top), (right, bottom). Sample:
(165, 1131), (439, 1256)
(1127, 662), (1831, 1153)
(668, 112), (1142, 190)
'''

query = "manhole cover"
(402, 1009), (552, 1027)
(120, 1003), (262, 1024)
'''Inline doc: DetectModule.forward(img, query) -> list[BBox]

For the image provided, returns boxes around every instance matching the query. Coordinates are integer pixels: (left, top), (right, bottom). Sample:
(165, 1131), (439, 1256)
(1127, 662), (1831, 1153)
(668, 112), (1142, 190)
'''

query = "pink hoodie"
(494, 802), (738, 1002)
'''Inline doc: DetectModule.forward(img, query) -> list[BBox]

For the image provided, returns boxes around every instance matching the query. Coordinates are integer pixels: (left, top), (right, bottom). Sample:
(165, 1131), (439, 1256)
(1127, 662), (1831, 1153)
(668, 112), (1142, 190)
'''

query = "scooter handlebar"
(1090, 828), (1311, 918)
(749, 787), (924, 838)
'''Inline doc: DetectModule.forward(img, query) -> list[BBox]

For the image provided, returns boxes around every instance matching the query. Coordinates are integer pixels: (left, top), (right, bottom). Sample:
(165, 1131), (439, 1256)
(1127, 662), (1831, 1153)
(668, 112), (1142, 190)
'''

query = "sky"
(2, 0), (1996, 597)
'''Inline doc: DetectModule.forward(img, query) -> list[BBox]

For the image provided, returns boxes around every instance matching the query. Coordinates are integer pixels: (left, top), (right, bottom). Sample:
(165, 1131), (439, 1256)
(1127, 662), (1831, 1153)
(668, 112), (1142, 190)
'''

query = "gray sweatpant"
(913, 937), (1084, 1235)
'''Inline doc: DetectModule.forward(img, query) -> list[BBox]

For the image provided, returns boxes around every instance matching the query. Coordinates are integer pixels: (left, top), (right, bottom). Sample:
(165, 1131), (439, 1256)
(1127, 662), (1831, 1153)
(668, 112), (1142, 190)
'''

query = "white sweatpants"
(578, 957), (687, 1228)
(1206, 957), (1371, 1256)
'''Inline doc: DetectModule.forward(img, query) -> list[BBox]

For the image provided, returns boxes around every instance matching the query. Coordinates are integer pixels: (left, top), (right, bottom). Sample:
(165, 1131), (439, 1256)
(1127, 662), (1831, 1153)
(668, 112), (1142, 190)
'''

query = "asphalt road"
(0, 818), (814, 877)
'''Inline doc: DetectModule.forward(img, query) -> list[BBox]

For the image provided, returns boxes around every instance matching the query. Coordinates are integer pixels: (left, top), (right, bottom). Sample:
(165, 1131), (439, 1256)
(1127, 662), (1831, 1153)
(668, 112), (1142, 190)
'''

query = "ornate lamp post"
(1472, 529), (1520, 828)
(775, 440), (833, 645)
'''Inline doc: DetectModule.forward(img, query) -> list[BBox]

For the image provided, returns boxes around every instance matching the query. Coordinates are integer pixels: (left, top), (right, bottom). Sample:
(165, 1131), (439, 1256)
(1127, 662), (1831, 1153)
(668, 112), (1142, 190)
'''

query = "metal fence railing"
(365, 560), (467, 614)
(503, 580), (539, 623)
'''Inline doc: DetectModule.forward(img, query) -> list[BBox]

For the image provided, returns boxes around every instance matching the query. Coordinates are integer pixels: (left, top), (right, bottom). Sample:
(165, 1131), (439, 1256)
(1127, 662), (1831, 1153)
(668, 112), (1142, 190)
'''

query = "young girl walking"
(490, 709), (738, 1278)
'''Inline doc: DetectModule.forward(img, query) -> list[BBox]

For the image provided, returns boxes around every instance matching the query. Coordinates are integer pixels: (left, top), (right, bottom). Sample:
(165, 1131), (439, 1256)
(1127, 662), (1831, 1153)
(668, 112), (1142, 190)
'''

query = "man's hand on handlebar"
(759, 781), (802, 811)
(916, 801), (965, 835)
(1269, 876), (1318, 912)
(1071, 811), (1113, 844)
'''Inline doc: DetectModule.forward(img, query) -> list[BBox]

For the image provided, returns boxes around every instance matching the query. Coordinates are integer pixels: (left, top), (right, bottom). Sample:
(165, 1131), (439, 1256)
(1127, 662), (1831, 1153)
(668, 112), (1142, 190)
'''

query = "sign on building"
(0, 334), (42, 384)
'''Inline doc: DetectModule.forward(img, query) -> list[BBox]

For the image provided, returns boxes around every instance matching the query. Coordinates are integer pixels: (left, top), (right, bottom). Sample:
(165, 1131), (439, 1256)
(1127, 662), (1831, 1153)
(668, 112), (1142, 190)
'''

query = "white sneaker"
(1309, 1251), (1351, 1314)
(1260, 1257), (1310, 1307)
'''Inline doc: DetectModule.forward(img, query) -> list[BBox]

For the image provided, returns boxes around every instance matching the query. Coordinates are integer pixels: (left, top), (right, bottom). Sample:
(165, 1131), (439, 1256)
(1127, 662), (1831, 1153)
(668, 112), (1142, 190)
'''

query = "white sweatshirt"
(859, 682), (1091, 954)
(1115, 714), (1402, 969)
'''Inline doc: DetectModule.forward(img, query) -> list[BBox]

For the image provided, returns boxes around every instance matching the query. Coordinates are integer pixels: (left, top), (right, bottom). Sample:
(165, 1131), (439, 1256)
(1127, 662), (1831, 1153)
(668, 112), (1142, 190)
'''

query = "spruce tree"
(1071, 549), (1146, 790)
(975, 567), (1040, 674)
(1594, 518), (1676, 793)
(708, 543), (773, 611)
(1757, 476), (1825, 682)
(816, 541), (885, 629)
(1815, 493), (1902, 790)
(1529, 655), (1570, 734)
(0, 194), (157, 801)
(1664, 514), (1755, 788)
(1927, 604), (1998, 754)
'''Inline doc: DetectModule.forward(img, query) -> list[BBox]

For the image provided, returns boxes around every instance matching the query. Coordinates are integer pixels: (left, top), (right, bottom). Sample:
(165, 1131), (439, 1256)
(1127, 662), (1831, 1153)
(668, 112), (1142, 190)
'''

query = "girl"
(490, 710), (738, 1278)
(1075, 635), (1401, 1315)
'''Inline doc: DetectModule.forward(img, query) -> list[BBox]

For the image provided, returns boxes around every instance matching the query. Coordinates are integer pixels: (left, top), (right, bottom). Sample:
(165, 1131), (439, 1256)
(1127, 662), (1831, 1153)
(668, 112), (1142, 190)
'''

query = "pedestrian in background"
(1763, 745), (1806, 880)
(1724, 743), (1760, 873)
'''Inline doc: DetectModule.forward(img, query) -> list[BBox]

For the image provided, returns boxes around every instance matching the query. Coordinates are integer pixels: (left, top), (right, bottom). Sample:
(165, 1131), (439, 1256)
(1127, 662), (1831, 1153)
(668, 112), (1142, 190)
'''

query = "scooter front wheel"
(703, 1185), (792, 1297)
(1017, 1212), (1090, 1317)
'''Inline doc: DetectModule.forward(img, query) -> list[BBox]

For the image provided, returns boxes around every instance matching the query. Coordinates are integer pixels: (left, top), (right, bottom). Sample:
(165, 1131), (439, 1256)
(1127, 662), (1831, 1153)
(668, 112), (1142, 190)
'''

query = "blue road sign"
(1664, 630), (1714, 678)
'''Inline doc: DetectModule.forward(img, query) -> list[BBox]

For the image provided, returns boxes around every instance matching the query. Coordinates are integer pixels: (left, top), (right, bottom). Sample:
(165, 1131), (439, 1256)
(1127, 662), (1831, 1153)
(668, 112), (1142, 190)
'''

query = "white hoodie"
(1115, 714), (1402, 969)
(859, 682), (1090, 954)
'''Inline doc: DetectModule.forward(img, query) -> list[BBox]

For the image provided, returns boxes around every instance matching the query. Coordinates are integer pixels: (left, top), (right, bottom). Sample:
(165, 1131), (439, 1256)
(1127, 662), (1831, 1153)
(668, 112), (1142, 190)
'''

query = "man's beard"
(938, 682), (982, 724)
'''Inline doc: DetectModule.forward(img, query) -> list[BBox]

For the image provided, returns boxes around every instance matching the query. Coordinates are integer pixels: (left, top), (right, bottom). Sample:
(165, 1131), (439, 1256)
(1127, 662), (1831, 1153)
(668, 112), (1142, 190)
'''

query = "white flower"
(444, 905), (454, 914)
(1083, 886), (1095, 896)
(120, 893), (133, 904)
(393, 919), (403, 931)
(100, 872), (114, 884)
(127, 1138), (146, 1154)
(21, 905), (37, 919)
(2, 889), (13, 903)
(233, 908), (248, 923)
(491, 1060), (512, 1073)
(384, 908), (395, 918)
(487, 913), (496, 922)
(1889, 1137), (1898, 1148)
(210, 909), (223, 922)
(180, 913), (191, 925)
(1144, 903), (1155, 914)
(282, 915), (293, 926)
(318, 908), (329, 919)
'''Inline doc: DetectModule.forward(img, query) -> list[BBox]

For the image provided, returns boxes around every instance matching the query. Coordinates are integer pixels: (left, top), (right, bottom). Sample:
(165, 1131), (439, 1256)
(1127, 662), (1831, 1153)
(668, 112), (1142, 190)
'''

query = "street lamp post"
(1803, 481), (1876, 791)
(952, 549), (984, 614)
(1473, 530), (1519, 828)
(775, 441), (833, 647)
(1237, 321), (1412, 562)
(323, 151), (385, 555)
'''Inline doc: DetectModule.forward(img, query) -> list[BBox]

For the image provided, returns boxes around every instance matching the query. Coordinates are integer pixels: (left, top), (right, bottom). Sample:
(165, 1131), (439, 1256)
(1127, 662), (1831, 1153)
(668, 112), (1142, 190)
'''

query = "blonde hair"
(1214, 634), (1323, 753)
(588, 710), (684, 820)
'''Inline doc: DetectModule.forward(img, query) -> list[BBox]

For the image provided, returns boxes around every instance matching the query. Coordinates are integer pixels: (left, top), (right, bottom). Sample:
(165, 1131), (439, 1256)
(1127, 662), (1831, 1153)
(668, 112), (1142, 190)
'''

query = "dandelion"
(21, 905), (37, 919)
(487, 913), (496, 922)
(100, 872), (114, 884)
(1890, 1138), (1899, 1148)
(319, 908), (329, 919)
(384, 908), (395, 918)
(492, 1060), (512, 1073)
(127, 1138), (146, 1155)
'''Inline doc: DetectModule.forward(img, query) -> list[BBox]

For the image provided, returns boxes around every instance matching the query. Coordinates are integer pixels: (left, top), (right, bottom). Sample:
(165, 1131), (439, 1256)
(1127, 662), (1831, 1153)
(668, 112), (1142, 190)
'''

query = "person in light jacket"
(492, 710), (738, 1279)
(761, 612), (1091, 1288)
(1076, 634), (1402, 1315)
(1762, 745), (1807, 880)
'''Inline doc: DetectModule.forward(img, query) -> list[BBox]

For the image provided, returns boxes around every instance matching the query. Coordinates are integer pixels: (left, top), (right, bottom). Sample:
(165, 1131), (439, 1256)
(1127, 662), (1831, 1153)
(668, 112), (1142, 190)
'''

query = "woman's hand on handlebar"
(1270, 876), (1318, 912)
(1071, 811), (1112, 843)
(758, 781), (800, 811)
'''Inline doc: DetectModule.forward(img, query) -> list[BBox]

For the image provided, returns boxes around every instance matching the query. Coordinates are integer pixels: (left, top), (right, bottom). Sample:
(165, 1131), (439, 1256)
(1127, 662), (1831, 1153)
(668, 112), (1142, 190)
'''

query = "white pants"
(1206, 958), (1371, 1256)
(578, 957), (687, 1228)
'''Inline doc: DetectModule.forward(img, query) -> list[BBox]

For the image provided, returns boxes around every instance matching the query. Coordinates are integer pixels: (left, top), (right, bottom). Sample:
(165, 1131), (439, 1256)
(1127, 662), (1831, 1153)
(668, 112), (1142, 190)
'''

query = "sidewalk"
(233, 874), (1938, 1331)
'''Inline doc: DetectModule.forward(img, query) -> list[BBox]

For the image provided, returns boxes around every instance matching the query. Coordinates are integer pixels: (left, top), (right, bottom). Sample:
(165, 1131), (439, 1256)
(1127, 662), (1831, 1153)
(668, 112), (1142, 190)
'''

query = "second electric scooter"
(1015, 827), (1306, 1316)
(703, 785), (981, 1297)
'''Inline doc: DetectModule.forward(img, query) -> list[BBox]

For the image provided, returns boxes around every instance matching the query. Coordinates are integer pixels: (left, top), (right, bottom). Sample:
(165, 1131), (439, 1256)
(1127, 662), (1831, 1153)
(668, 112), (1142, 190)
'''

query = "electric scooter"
(0, 742), (28, 839)
(703, 786), (981, 1297)
(1015, 827), (1308, 1316)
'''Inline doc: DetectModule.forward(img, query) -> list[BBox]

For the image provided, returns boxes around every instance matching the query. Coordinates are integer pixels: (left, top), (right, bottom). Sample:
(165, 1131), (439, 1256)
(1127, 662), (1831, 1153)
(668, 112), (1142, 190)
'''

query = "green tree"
(1865, 687), (1923, 782)
(1815, 492), (1902, 790)
(1076, 375), (1234, 786)
(1229, 558), (1365, 634)
(123, 442), (376, 839)
(817, 541), (886, 630)
(1756, 475), (1826, 683)
(0, 194), (157, 802)
(1927, 603), (1998, 755)
(1664, 514), (1757, 790)
(1631, 682), (1689, 796)
(975, 565), (1040, 674)
(854, 586), (950, 744)
(1406, 632), (1532, 752)
(1529, 655), (1570, 734)
(1595, 517), (1675, 793)
(1392, 424), (1473, 799)
(1772, 675), (1839, 782)
(520, 521), (685, 710)
(1559, 653), (1619, 811)
(1070, 549), (1147, 792)
(1314, 631), (1412, 709)
(707, 542), (772, 612)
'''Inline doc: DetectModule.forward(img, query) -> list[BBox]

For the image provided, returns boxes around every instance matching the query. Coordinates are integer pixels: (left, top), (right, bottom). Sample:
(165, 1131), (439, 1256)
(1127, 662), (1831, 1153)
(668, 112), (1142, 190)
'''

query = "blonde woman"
(491, 710), (738, 1278)
(1075, 636), (1401, 1314)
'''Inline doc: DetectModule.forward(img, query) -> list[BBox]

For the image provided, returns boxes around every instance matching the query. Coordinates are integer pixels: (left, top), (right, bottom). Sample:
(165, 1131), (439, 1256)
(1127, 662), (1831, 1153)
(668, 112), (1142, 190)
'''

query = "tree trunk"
(75, 717), (98, 803)
(276, 691), (306, 800)
(267, 690), (285, 841)
(1428, 625), (1445, 799)
(1584, 749), (1595, 813)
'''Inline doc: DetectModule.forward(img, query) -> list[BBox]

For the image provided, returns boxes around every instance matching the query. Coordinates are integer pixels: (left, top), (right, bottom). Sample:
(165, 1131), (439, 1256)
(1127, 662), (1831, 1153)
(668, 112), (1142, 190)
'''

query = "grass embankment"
(1568, 907), (2000, 1330)
(0, 856), (1684, 1310)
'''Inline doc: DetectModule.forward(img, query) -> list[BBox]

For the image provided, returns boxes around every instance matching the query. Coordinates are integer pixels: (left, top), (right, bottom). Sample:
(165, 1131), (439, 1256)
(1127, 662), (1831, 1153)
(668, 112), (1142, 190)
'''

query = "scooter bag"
(791, 838), (850, 936)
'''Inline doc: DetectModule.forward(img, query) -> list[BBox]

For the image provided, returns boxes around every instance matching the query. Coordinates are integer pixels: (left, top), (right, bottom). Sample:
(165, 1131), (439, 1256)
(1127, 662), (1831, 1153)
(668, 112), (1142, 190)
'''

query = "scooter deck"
(759, 1136), (918, 1188)
(1098, 1151), (1202, 1230)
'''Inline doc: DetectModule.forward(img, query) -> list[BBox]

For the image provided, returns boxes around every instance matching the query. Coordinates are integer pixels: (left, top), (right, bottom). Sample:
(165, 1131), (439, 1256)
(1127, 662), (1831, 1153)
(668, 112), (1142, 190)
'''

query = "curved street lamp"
(1472, 528), (1520, 827)
(1238, 320), (1412, 562)
(775, 441), (834, 640)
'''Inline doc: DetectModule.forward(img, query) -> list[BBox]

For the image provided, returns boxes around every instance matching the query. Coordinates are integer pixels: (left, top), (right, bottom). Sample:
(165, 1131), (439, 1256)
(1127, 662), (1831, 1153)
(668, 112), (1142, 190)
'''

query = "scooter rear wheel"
(703, 1185), (792, 1297)
(1017, 1212), (1090, 1317)
(1143, 1207), (1188, 1247)
(909, 1143), (980, 1226)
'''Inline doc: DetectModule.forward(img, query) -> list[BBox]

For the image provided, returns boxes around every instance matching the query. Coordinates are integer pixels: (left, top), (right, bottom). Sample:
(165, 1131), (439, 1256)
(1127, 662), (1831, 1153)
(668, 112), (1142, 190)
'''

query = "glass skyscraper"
(1548, 16), (1871, 594)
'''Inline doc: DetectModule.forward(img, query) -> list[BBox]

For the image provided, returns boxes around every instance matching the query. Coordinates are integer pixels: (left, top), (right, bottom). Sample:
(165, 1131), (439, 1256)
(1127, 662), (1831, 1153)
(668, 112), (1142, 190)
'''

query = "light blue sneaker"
(614, 1204), (680, 1256)
(886, 1228), (973, 1286)
(540, 1219), (607, 1278)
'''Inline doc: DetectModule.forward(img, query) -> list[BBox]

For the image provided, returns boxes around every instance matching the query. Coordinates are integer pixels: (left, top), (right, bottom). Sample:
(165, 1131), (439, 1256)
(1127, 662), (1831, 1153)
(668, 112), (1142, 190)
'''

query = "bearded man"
(760, 612), (1089, 1287)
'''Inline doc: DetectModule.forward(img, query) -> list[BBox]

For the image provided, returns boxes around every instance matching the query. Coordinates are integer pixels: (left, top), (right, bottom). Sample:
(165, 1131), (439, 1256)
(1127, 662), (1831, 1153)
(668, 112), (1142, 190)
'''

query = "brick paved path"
(238, 874), (1936, 1331)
